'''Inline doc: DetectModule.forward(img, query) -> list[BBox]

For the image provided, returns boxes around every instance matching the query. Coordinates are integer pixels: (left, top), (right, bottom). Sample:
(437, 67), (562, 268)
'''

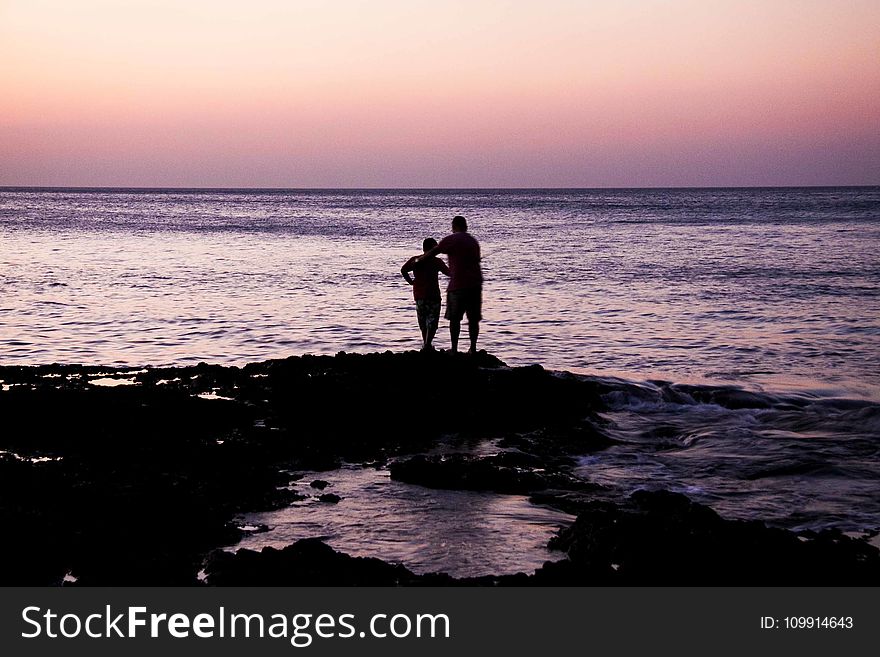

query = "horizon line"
(2, 184), (878, 192)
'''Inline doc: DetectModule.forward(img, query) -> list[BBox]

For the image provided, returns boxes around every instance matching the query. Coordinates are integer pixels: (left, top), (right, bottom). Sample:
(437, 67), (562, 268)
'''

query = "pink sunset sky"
(1, 0), (878, 187)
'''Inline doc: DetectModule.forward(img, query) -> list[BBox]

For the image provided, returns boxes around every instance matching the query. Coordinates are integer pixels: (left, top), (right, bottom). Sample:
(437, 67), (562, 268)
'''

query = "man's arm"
(417, 236), (450, 263)
(438, 259), (450, 277)
(400, 257), (416, 285)
(416, 244), (442, 262)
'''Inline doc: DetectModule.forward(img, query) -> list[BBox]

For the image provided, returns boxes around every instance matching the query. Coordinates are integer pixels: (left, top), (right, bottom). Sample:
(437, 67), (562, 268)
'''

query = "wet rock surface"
(1, 350), (878, 585)
(497, 420), (618, 466)
(533, 490), (880, 585)
(204, 538), (513, 586)
(204, 538), (428, 586)
(0, 350), (602, 585)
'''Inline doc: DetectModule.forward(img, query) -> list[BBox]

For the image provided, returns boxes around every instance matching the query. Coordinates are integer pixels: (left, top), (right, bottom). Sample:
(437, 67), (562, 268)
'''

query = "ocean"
(2, 188), (878, 388)
(2, 187), (879, 555)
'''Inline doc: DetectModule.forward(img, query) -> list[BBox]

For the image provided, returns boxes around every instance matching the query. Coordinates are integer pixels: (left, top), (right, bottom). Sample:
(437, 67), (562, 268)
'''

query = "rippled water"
(2, 188), (878, 395)
(585, 376), (880, 533)
(2, 187), (879, 558)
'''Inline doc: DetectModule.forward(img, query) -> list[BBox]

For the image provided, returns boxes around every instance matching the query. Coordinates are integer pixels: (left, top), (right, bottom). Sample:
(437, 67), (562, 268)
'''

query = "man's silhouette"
(419, 216), (483, 353)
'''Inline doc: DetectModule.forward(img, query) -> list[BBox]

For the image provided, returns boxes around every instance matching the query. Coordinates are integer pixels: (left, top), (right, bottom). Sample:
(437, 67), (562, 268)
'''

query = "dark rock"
(310, 479), (329, 490)
(532, 490), (880, 585)
(3, 351), (873, 586)
(497, 419), (616, 465)
(204, 538), (424, 586)
(8, 345), (605, 563)
(203, 538), (509, 587)
(317, 493), (342, 504)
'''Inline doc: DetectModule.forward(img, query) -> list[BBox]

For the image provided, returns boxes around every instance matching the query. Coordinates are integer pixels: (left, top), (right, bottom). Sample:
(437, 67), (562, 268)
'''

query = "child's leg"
(424, 300), (440, 349)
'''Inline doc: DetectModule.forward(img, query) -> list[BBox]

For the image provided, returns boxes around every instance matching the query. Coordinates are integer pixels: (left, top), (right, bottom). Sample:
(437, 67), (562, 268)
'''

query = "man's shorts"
(445, 287), (482, 323)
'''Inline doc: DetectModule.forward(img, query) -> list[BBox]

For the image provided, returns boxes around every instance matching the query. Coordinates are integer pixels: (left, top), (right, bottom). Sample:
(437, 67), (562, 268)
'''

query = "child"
(400, 238), (450, 351)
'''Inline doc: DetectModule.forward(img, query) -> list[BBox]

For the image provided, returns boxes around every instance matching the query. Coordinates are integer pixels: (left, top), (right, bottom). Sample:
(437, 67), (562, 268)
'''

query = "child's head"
(423, 237), (438, 252)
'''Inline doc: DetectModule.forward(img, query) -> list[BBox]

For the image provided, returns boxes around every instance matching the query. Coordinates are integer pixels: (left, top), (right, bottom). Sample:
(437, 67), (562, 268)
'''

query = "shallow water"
(234, 466), (573, 578)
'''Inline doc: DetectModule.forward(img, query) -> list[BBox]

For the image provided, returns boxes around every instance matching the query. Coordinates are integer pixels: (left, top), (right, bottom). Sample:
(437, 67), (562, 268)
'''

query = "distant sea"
(2, 187), (878, 391)
(2, 187), (879, 536)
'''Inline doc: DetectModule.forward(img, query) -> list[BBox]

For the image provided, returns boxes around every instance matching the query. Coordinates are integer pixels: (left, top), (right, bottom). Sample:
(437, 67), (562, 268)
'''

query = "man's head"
(452, 215), (467, 233)
(423, 237), (438, 252)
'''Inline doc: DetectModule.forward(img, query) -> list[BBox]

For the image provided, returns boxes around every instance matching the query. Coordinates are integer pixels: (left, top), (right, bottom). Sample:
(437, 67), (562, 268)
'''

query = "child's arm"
(400, 257), (416, 285)
(438, 259), (450, 277)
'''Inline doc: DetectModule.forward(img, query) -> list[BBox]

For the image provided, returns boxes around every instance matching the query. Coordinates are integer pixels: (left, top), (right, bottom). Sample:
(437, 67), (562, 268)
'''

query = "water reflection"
(234, 466), (573, 578)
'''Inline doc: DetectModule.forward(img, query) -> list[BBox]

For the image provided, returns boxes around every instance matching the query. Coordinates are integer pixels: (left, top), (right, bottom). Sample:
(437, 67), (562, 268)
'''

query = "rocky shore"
(1, 351), (877, 585)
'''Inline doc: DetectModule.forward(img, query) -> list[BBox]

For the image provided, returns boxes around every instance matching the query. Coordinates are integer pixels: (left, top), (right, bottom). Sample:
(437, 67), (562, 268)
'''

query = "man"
(418, 216), (483, 353)
(400, 238), (449, 351)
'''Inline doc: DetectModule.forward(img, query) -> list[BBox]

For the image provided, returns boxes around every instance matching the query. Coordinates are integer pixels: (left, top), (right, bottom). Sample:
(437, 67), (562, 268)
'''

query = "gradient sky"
(1, 0), (878, 187)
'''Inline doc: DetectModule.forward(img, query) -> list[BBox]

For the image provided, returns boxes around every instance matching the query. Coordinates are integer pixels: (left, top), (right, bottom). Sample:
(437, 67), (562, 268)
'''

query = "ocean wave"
(574, 374), (880, 532)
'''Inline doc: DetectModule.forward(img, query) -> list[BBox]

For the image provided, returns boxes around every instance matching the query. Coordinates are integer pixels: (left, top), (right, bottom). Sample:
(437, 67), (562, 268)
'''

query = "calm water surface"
(234, 466), (573, 578)
(2, 188), (878, 395)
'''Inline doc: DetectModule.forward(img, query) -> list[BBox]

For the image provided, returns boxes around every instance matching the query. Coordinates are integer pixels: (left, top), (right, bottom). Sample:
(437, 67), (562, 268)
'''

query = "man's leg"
(449, 319), (460, 352)
(466, 289), (482, 354)
(468, 319), (479, 353)
(446, 291), (462, 352)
